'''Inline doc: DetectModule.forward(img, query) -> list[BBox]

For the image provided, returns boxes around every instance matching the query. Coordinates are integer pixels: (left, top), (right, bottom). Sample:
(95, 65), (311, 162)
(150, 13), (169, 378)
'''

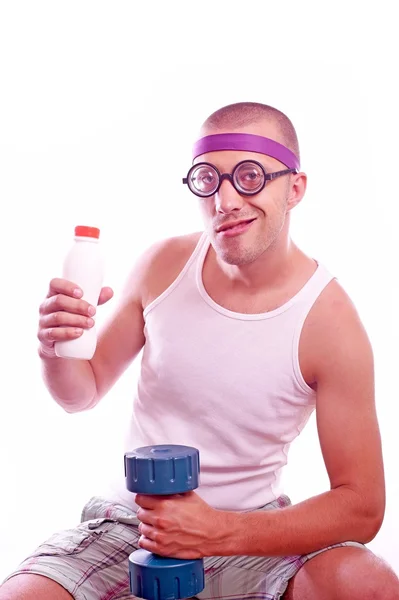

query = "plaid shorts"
(2, 494), (364, 600)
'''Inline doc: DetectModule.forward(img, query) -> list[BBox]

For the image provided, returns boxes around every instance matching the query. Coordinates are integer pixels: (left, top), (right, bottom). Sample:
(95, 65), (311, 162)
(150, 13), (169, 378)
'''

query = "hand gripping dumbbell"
(124, 445), (205, 600)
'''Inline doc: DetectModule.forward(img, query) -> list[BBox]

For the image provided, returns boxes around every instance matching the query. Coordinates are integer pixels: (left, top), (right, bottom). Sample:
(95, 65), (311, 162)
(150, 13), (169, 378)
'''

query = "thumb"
(98, 286), (114, 305)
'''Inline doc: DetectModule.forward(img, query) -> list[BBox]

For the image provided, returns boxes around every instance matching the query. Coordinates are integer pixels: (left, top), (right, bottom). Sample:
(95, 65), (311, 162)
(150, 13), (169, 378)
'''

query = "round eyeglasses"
(182, 160), (297, 198)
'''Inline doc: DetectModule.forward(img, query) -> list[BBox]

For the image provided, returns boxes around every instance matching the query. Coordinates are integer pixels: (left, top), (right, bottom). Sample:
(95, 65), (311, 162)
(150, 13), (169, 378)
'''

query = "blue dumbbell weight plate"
(124, 445), (200, 495)
(129, 549), (205, 600)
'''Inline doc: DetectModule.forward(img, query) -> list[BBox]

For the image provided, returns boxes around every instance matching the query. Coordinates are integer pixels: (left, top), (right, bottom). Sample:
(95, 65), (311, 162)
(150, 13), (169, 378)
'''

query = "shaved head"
(201, 101), (300, 163)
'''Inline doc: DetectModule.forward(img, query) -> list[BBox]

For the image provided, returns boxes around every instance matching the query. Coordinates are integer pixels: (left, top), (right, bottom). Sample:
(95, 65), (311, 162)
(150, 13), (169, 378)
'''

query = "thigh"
(1, 499), (141, 600)
(198, 554), (294, 600)
(0, 573), (74, 600)
(197, 541), (366, 600)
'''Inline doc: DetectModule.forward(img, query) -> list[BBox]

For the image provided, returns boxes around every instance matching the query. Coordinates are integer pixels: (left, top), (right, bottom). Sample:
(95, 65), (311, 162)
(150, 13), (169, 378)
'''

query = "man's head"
(201, 102), (300, 162)
(184, 102), (306, 267)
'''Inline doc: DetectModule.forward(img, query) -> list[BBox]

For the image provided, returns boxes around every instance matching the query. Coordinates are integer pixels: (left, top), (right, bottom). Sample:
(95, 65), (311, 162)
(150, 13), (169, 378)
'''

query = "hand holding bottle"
(38, 278), (113, 359)
(38, 226), (113, 360)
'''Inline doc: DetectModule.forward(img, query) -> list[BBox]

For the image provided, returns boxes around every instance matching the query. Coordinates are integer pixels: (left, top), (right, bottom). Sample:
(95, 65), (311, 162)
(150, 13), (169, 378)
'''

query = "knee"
(352, 578), (399, 600)
(289, 547), (399, 600)
(340, 554), (399, 600)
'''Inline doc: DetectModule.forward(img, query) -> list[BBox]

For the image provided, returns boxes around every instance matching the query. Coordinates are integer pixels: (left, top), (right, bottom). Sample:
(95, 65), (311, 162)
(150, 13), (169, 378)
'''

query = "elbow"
(343, 485), (385, 544)
(360, 511), (385, 543)
(356, 502), (385, 544)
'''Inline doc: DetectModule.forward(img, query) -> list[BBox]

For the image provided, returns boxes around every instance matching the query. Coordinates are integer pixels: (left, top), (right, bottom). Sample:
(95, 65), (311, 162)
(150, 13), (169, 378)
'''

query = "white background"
(0, 0), (398, 583)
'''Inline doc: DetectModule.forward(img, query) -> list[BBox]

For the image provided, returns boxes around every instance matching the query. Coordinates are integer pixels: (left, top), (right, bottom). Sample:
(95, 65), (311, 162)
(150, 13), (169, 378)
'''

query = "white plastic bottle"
(55, 225), (105, 360)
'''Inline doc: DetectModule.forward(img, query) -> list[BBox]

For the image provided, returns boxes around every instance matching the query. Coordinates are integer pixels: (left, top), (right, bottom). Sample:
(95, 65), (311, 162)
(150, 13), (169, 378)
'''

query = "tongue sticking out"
(220, 219), (256, 237)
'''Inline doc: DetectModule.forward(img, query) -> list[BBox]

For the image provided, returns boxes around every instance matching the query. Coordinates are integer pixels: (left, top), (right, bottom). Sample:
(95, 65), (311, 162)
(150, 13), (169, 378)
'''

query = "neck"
(212, 233), (302, 292)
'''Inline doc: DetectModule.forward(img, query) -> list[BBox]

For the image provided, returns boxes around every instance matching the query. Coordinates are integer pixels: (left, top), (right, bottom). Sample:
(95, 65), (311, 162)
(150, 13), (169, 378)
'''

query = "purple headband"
(192, 133), (300, 171)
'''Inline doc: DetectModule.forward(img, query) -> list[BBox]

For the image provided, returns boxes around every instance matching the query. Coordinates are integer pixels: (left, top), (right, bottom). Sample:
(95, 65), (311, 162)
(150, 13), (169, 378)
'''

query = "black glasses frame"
(182, 160), (297, 198)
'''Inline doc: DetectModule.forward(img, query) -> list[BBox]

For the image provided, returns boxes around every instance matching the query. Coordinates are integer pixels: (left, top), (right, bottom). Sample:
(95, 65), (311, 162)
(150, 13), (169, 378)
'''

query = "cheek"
(256, 192), (286, 216)
(198, 199), (214, 220)
(251, 199), (286, 233)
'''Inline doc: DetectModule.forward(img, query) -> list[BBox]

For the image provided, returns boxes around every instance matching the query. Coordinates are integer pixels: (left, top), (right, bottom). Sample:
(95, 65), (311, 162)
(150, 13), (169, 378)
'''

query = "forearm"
(221, 487), (382, 557)
(39, 350), (98, 412)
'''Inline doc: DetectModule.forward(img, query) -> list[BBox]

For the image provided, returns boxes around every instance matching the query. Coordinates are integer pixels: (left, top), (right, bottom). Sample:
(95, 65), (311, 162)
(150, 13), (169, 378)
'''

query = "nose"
(214, 178), (245, 214)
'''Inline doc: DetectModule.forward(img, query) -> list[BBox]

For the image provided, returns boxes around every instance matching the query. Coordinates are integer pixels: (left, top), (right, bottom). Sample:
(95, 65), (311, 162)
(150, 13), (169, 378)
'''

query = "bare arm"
(37, 237), (158, 413)
(223, 282), (385, 555)
(38, 268), (145, 413)
(38, 233), (201, 413)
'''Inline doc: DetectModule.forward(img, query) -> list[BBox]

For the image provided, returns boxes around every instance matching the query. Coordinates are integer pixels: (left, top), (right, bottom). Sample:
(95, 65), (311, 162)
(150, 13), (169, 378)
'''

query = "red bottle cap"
(74, 226), (100, 239)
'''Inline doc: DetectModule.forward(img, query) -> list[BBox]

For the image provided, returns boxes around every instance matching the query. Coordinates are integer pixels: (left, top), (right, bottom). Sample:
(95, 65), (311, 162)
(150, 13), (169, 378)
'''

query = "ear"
(286, 172), (307, 211)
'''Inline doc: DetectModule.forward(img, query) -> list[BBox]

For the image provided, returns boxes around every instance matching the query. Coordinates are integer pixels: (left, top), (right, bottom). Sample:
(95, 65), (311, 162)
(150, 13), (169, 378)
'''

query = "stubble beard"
(211, 217), (285, 266)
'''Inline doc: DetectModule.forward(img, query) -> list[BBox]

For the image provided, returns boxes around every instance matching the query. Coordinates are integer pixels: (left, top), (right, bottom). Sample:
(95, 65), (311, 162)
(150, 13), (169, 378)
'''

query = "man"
(1, 102), (398, 600)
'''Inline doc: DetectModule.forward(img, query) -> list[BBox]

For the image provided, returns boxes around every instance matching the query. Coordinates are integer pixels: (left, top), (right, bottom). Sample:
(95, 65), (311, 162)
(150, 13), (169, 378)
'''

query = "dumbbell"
(124, 445), (205, 600)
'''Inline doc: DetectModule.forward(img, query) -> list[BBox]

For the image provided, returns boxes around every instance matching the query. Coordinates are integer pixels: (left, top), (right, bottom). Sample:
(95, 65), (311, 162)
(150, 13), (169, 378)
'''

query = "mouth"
(216, 218), (256, 237)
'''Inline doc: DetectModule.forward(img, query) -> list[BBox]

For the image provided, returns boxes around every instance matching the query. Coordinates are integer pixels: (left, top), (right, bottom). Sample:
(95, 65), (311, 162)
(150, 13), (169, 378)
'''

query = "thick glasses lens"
(233, 161), (265, 194)
(188, 164), (219, 197)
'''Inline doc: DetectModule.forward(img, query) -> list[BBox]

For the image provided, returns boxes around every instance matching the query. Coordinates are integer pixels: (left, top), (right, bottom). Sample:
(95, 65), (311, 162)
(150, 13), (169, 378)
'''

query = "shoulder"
(128, 231), (204, 309)
(143, 231), (203, 269)
(300, 277), (374, 387)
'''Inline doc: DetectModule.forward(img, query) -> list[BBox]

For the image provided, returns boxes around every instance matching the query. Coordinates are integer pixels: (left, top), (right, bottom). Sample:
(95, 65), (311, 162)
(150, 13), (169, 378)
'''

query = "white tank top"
(108, 233), (335, 512)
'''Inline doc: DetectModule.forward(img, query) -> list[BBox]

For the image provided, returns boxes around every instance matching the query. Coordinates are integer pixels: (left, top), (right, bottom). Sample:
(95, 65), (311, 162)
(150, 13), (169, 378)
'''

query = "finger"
(136, 508), (157, 526)
(39, 294), (96, 318)
(138, 535), (164, 555)
(98, 287), (114, 305)
(135, 494), (175, 509)
(46, 278), (83, 300)
(138, 523), (157, 540)
(138, 535), (157, 553)
(38, 326), (84, 345)
(38, 344), (58, 358)
(138, 536), (197, 560)
(135, 494), (155, 509)
(39, 311), (94, 331)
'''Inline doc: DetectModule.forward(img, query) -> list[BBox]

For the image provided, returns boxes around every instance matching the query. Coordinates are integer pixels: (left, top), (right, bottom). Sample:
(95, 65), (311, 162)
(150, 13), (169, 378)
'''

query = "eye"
(197, 172), (216, 185)
(243, 170), (261, 181)
(190, 165), (219, 193)
(188, 163), (219, 196)
(235, 162), (265, 191)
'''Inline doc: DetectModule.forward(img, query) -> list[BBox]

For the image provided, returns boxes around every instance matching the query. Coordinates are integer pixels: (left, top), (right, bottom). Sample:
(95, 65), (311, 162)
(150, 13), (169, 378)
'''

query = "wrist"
(208, 509), (248, 556)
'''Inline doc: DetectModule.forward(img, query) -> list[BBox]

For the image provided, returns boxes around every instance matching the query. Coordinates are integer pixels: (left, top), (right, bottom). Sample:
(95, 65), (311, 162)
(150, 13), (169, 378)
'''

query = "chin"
(208, 227), (271, 266)
(215, 241), (264, 266)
